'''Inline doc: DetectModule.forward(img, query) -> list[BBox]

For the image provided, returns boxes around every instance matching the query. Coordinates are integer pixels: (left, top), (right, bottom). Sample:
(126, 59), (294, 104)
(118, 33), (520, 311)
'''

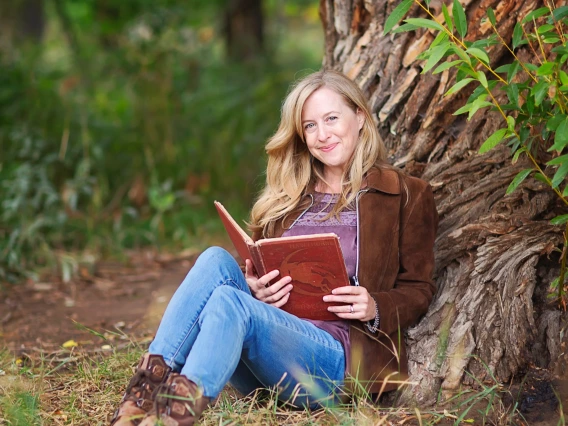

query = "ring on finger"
(350, 304), (354, 314)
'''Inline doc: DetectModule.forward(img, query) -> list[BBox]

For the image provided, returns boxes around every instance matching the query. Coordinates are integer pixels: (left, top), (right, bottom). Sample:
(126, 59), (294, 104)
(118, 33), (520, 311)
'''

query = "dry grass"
(0, 343), (528, 426)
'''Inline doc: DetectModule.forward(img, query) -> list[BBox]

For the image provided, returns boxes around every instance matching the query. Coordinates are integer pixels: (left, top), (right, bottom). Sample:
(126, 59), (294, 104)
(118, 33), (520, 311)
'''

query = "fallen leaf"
(62, 339), (78, 348)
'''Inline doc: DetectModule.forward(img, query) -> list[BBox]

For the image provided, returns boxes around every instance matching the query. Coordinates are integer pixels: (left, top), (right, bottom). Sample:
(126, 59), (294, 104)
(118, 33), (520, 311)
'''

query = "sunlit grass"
(0, 341), (537, 426)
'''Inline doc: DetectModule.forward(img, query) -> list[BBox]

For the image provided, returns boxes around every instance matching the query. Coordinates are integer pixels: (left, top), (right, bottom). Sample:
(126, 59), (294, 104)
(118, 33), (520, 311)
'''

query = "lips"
(320, 143), (339, 152)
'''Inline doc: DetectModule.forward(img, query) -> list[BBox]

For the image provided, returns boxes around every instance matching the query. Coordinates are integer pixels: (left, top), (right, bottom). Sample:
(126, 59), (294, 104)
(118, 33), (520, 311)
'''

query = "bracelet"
(365, 295), (380, 334)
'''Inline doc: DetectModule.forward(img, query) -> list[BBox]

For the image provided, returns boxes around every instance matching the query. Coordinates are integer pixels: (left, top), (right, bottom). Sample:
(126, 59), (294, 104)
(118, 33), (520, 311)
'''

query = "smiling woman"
(301, 87), (364, 191)
(109, 70), (438, 426)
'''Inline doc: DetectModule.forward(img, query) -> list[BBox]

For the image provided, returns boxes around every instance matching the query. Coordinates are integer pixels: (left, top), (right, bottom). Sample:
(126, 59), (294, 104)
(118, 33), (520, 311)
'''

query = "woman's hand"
(244, 259), (293, 307)
(323, 286), (376, 321)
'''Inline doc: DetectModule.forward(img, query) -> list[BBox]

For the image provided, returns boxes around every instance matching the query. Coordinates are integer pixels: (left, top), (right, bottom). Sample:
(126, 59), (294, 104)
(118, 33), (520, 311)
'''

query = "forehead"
(301, 87), (349, 118)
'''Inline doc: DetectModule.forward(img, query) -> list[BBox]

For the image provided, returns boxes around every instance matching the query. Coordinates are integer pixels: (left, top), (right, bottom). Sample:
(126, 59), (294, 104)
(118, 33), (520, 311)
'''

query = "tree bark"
(319, 0), (568, 404)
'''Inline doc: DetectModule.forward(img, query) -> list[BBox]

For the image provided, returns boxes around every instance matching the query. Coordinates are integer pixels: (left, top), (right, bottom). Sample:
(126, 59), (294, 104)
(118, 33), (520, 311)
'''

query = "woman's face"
(301, 87), (364, 178)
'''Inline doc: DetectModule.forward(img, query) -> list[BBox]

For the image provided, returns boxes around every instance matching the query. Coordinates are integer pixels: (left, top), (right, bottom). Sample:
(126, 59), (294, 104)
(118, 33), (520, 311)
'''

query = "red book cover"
(214, 201), (349, 320)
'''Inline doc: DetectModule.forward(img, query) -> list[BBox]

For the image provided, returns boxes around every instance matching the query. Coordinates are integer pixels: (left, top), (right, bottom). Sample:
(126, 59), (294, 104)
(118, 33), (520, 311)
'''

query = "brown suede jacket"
(252, 166), (438, 394)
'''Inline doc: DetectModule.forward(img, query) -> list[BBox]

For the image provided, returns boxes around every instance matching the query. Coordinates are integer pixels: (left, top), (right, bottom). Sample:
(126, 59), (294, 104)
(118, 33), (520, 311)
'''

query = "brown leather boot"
(139, 373), (210, 426)
(110, 353), (171, 426)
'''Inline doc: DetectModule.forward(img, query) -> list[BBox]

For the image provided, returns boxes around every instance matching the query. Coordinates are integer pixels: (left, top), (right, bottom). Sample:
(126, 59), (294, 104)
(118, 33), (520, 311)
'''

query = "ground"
(1, 248), (201, 353)
(1, 245), (567, 425)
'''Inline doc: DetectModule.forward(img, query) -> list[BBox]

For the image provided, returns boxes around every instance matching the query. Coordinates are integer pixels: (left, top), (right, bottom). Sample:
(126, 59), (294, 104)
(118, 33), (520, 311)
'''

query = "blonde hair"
(249, 70), (387, 237)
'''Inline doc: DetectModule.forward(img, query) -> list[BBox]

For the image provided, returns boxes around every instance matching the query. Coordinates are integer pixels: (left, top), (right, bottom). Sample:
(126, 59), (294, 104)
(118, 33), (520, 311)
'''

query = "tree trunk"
(0, 0), (44, 57)
(319, 0), (568, 405)
(224, 0), (264, 61)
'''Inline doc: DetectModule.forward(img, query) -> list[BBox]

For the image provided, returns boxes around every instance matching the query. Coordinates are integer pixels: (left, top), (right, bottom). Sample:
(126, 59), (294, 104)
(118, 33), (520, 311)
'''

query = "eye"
(326, 116), (338, 122)
(304, 123), (316, 131)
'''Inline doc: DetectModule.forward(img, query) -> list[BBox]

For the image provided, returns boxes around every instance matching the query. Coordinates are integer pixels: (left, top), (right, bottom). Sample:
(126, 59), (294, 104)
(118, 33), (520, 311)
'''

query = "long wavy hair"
(249, 70), (387, 237)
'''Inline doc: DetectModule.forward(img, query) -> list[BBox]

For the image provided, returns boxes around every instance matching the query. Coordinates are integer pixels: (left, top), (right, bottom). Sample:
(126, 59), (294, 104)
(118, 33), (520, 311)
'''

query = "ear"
(356, 108), (365, 131)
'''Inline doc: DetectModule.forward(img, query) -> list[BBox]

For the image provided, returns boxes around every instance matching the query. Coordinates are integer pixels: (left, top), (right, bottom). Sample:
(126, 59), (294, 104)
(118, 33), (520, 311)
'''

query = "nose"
(317, 124), (329, 142)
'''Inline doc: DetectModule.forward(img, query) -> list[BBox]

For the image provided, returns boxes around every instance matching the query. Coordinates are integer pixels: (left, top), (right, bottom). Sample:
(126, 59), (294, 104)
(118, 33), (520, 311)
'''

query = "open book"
(214, 201), (349, 321)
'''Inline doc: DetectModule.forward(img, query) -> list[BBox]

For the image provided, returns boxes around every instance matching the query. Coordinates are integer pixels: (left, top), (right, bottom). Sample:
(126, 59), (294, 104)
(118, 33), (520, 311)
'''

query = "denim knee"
(196, 246), (235, 267)
(201, 285), (248, 324)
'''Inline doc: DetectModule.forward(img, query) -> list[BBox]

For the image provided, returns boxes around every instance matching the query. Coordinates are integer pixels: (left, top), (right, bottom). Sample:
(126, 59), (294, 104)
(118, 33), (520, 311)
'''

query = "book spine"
(250, 245), (266, 277)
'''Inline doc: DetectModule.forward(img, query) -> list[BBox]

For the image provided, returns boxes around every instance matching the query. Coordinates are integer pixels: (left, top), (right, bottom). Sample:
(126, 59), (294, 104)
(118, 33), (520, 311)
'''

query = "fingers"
(244, 259), (253, 277)
(259, 276), (293, 303)
(324, 286), (372, 321)
(329, 285), (365, 295)
(327, 303), (366, 320)
(270, 291), (290, 308)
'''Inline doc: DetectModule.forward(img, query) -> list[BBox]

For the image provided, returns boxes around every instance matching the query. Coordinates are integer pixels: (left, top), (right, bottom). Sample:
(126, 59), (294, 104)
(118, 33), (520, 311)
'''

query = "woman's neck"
(316, 169), (343, 193)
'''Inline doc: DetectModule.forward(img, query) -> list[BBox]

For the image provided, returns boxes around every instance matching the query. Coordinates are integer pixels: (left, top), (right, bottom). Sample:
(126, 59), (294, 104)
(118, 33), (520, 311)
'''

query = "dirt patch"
(0, 249), (206, 353)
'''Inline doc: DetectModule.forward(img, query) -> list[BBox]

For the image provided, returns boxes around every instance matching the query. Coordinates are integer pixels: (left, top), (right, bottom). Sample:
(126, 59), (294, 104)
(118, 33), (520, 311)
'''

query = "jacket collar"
(304, 166), (401, 196)
(363, 166), (401, 195)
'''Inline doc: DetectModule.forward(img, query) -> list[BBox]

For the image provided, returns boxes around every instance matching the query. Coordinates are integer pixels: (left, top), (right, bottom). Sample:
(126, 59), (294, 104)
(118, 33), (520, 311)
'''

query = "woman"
(110, 70), (438, 426)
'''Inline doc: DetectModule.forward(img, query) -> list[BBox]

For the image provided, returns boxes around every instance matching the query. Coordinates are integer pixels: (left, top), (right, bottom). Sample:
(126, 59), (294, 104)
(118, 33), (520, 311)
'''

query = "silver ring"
(350, 304), (354, 314)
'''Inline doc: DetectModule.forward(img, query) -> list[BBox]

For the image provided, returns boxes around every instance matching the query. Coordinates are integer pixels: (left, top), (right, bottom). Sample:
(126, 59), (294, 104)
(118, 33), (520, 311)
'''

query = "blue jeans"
(148, 247), (345, 407)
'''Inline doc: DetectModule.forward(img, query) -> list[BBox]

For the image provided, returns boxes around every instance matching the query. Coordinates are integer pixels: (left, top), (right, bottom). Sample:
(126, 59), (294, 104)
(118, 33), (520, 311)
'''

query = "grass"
(0, 341), (538, 426)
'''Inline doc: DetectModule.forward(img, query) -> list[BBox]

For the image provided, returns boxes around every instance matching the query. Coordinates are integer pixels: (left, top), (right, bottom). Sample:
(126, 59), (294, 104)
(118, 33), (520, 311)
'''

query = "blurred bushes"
(0, 0), (322, 281)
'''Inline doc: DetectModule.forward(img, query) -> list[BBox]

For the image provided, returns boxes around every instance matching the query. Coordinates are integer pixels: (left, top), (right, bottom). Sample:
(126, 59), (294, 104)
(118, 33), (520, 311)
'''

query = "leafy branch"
(385, 0), (568, 307)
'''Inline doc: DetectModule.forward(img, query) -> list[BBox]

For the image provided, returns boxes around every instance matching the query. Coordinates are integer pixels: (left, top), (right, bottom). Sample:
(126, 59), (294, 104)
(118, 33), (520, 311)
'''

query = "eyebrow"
(301, 111), (341, 124)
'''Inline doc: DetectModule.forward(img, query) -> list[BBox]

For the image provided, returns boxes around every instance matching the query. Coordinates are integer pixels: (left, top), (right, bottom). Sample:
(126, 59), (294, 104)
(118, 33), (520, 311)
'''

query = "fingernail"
(323, 296), (329, 301)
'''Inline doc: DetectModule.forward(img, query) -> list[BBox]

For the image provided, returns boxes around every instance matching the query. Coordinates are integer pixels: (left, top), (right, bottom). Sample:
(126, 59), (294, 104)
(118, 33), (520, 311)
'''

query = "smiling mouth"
(320, 143), (338, 152)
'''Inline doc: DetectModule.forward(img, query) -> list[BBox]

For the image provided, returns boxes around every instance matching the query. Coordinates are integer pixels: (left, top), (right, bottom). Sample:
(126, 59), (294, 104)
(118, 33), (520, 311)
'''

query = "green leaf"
(548, 118), (568, 152)
(454, 103), (473, 115)
(430, 31), (449, 48)
(487, 7), (496, 26)
(477, 70), (488, 88)
(423, 43), (451, 73)
(552, 5), (568, 21)
(537, 62), (555, 76)
(513, 23), (523, 49)
(433, 60), (462, 74)
(547, 153), (568, 166)
(507, 169), (533, 194)
(466, 47), (490, 64)
(458, 65), (478, 79)
(552, 46), (568, 56)
(544, 37), (561, 44)
(547, 114), (567, 131)
(405, 18), (446, 31)
(392, 23), (420, 33)
(532, 79), (549, 106)
(451, 45), (471, 64)
(505, 84), (519, 107)
(479, 128), (508, 153)
(551, 214), (568, 225)
(467, 98), (493, 120)
(563, 185), (568, 197)
(453, 0), (467, 38)
(512, 147), (526, 164)
(445, 78), (474, 96)
(494, 64), (511, 73)
(534, 172), (549, 184)
(559, 71), (568, 86)
(442, 3), (453, 32)
(467, 84), (488, 104)
(384, 0), (415, 34)
(507, 61), (521, 83)
(537, 24), (556, 34)
(552, 162), (568, 188)
(522, 7), (551, 23)
(507, 116), (516, 132)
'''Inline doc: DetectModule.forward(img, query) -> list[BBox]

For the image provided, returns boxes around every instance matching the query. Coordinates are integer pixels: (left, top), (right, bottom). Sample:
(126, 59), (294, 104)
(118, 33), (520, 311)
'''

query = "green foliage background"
(0, 0), (323, 281)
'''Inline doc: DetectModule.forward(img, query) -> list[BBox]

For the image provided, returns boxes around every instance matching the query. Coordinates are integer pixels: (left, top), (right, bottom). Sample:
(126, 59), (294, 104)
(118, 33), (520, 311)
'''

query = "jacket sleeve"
(371, 183), (439, 336)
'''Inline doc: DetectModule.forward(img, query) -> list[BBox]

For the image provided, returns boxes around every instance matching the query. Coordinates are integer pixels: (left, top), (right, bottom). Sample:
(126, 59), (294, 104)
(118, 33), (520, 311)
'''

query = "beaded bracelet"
(365, 295), (380, 333)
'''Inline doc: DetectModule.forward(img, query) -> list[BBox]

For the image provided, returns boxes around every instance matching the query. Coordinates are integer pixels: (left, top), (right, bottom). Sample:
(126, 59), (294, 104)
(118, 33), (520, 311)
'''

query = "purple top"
(281, 192), (355, 374)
